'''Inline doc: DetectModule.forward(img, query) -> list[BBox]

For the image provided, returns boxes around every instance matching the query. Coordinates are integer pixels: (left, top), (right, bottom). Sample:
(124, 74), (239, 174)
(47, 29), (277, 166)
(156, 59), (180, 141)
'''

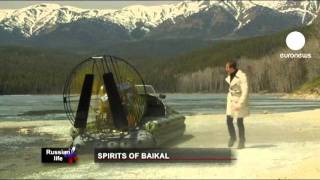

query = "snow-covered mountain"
(0, 0), (319, 38)
(0, 2), (207, 37)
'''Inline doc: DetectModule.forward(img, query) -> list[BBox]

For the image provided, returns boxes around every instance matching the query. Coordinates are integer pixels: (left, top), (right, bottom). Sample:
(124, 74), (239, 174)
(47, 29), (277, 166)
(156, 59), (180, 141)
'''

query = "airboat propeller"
(63, 55), (147, 131)
(62, 55), (185, 150)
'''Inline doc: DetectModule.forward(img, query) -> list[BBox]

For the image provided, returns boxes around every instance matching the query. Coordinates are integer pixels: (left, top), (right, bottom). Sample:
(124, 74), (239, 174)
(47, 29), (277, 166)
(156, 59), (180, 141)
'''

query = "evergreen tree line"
(0, 19), (318, 94)
(0, 46), (81, 94)
(143, 22), (319, 93)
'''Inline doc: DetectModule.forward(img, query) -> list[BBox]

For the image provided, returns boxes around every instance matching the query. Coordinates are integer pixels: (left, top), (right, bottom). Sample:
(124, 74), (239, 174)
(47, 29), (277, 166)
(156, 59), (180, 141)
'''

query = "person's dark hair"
(226, 60), (238, 70)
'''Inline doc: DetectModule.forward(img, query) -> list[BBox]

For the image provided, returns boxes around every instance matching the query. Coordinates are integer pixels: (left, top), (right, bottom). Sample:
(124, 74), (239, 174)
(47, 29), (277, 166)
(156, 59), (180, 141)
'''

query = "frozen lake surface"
(0, 94), (319, 120)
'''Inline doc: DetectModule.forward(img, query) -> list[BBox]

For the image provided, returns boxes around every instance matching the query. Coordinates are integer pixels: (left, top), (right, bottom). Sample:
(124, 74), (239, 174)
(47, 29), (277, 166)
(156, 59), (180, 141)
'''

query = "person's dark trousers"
(226, 115), (245, 147)
(227, 115), (236, 140)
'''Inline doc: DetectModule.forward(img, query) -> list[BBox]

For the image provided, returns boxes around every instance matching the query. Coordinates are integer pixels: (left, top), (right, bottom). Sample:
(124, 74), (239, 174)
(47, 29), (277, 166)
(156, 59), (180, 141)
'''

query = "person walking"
(225, 60), (249, 149)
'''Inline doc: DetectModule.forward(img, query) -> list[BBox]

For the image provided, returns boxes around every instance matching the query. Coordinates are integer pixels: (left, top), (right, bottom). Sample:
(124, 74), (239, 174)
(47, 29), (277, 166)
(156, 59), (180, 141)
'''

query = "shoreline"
(0, 92), (318, 97)
(1, 109), (320, 178)
(281, 93), (320, 100)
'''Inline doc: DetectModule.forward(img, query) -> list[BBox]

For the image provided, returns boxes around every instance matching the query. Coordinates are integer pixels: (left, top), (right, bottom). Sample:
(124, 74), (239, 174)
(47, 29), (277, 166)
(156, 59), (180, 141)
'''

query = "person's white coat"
(225, 70), (249, 118)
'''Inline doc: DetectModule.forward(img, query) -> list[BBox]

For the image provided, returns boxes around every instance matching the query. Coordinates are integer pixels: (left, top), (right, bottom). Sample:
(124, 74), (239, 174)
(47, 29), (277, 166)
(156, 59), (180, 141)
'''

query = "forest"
(0, 46), (81, 94)
(143, 22), (320, 94)
(0, 17), (319, 95)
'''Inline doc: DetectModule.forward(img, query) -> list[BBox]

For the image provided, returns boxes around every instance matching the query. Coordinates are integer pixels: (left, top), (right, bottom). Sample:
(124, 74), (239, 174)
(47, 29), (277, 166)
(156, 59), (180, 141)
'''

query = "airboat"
(63, 55), (185, 151)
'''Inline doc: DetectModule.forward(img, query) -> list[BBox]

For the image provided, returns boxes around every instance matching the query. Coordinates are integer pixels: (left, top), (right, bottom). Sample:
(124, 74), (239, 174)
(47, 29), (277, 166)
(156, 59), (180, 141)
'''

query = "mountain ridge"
(1, 1), (319, 38)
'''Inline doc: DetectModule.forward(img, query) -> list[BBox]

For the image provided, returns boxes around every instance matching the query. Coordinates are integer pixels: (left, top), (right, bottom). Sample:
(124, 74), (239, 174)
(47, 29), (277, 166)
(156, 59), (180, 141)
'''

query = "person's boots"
(228, 138), (236, 147)
(238, 140), (245, 149)
(237, 118), (246, 149)
(227, 116), (236, 147)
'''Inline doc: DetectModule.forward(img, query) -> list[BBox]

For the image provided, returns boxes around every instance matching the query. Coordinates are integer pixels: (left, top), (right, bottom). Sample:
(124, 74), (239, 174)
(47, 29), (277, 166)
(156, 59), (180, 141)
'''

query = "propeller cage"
(63, 55), (147, 131)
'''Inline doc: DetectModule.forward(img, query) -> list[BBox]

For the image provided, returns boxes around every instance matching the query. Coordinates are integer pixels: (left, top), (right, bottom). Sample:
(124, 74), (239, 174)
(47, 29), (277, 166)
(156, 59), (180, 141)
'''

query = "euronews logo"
(280, 31), (312, 59)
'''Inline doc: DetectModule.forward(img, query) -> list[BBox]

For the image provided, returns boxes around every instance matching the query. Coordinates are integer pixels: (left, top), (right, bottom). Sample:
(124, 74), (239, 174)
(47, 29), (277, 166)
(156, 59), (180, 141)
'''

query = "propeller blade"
(74, 74), (94, 128)
(103, 72), (128, 130)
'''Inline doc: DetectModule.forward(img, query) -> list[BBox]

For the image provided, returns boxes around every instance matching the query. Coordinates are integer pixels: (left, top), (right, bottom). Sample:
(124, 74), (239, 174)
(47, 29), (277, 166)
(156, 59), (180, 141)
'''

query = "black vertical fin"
(74, 74), (94, 128)
(103, 72), (128, 130)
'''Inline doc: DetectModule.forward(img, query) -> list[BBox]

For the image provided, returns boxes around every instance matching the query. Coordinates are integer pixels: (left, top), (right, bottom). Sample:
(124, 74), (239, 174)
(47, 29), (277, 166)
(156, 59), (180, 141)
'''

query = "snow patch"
(0, 1), (319, 37)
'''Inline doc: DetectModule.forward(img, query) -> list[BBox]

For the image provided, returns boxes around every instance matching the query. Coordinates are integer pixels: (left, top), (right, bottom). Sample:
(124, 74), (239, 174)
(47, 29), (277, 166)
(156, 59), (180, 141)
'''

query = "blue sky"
(0, 1), (179, 9)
